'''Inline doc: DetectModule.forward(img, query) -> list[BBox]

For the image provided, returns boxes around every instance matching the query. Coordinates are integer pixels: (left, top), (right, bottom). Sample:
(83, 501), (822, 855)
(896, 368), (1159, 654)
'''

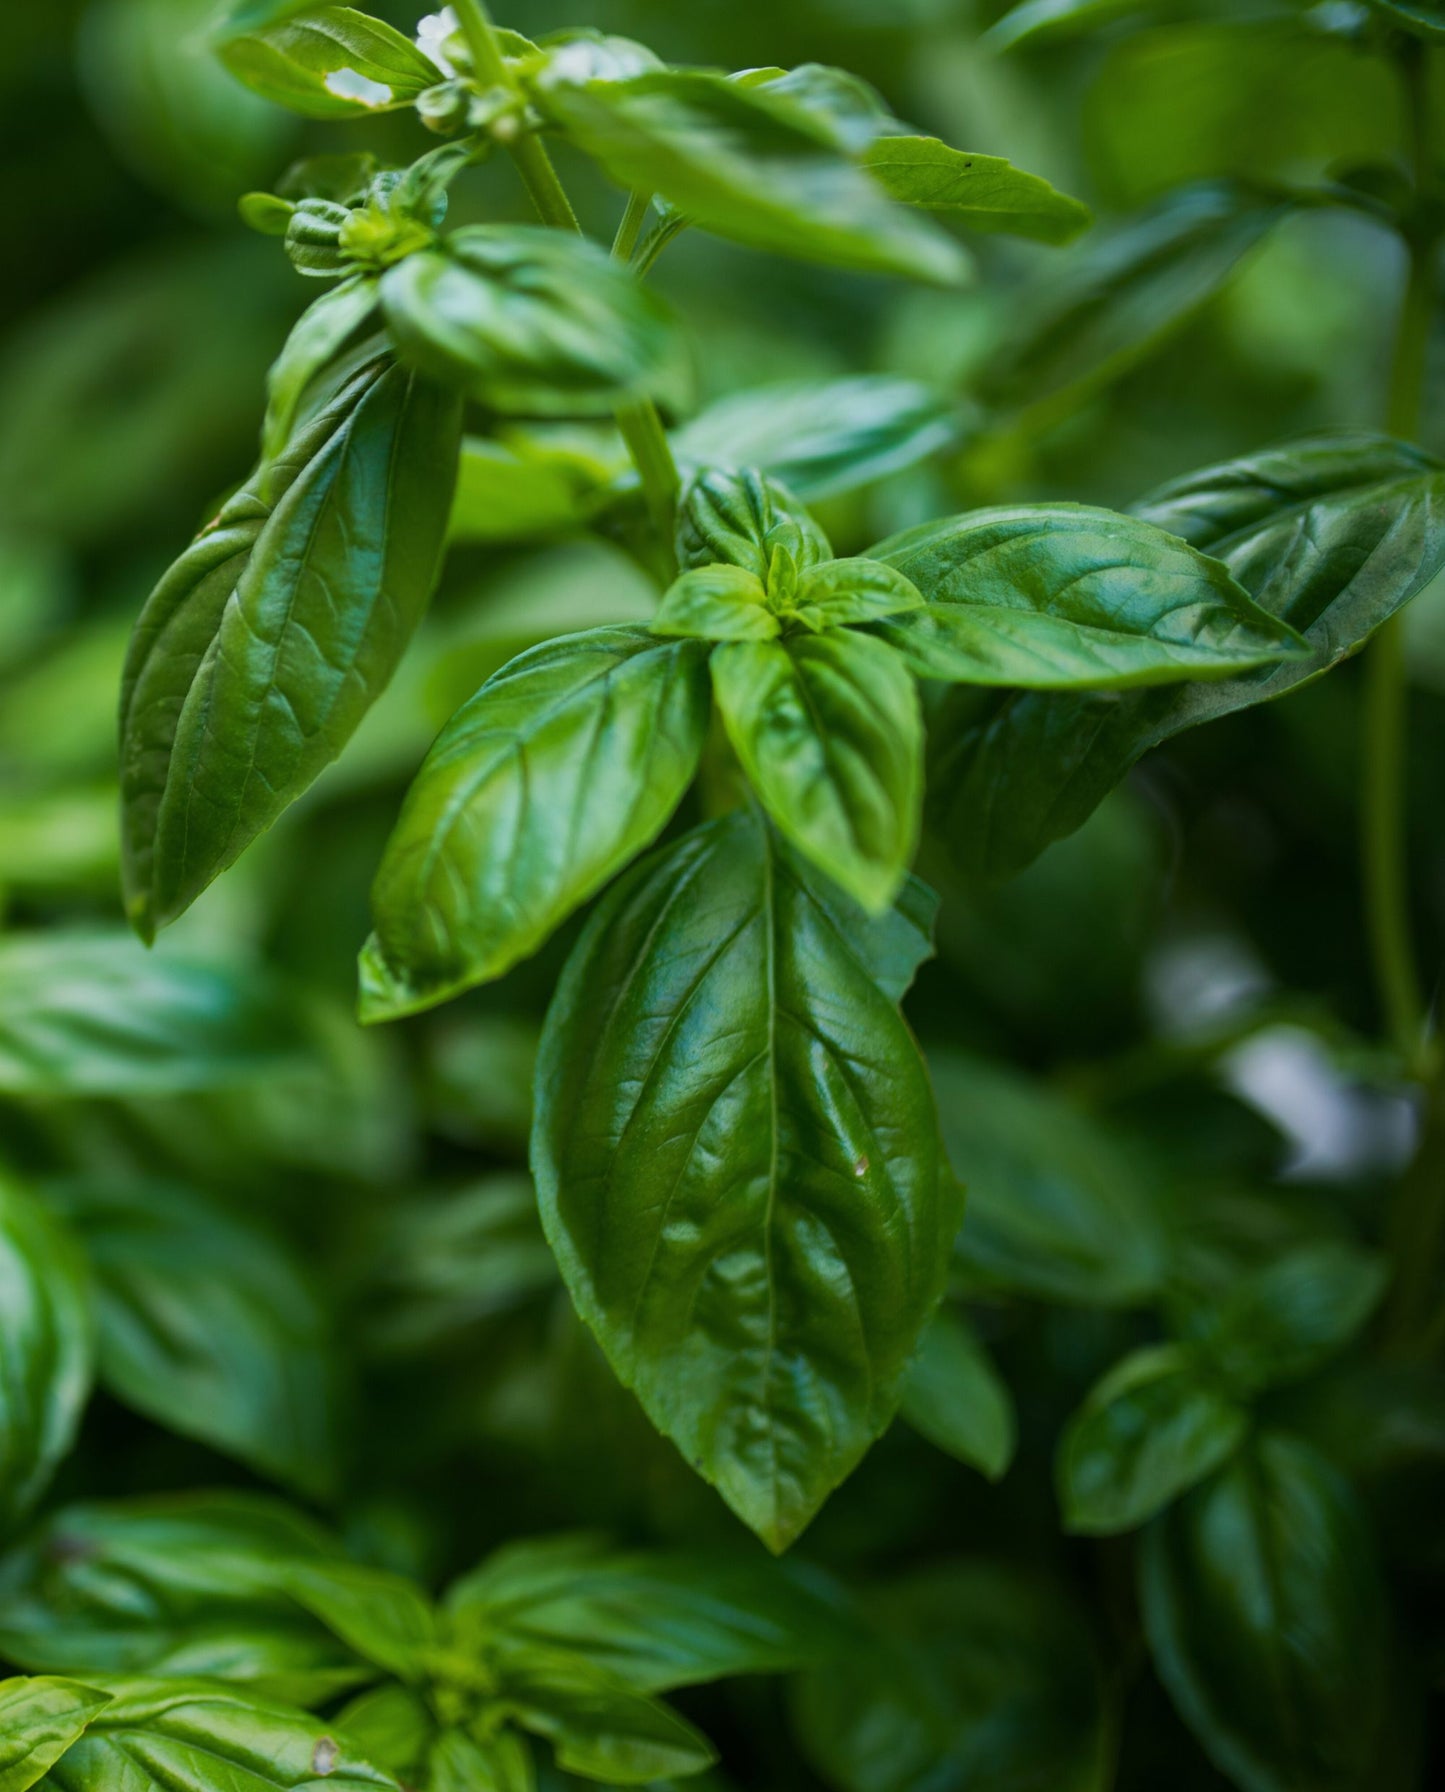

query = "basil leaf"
(1057, 1345), (1249, 1535)
(533, 810), (955, 1550)
(361, 626), (711, 1021)
(0, 933), (304, 1098)
(651, 567), (777, 642)
(1183, 1243), (1389, 1397)
(0, 1495), (366, 1704)
(0, 1678), (110, 1792)
(929, 434), (1445, 878)
(333, 1687), (432, 1782)
(1140, 1433), (1389, 1792)
(737, 63), (895, 152)
(984, 0), (1145, 50)
(381, 229), (681, 416)
(899, 1307), (1016, 1481)
(263, 276), (380, 460)
(537, 70), (970, 286)
(931, 1051), (1168, 1306)
(35, 1679), (401, 1792)
(862, 136), (1091, 244)
(45, 1179), (344, 1502)
(502, 1652), (715, 1785)
(121, 357), (461, 939)
(446, 1535), (838, 1692)
(673, 377), (963, 501)
(427, 1729), (534, 1792)
(977, 183), (1287, 419)
(218, 6), (442, 118)
(793, 1562), (1105, 1792)
(450, 436), (615, 544)
(872, 504), (1304, 687)
(274, 1563), (436, 1680)
(788, 559), (923, 632)
(1368, 0), (1445, 37)
(0, 1177), (92, 1536)
(713, 632), (922, 913)
(676, 468), (831, 582)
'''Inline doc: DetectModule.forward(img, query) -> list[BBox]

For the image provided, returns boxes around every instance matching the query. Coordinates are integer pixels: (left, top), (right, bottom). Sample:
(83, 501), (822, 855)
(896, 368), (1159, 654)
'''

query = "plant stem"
(1363, 35), (1436, 1077)
(450, 0), (681, 545)
(612, 190), (653, 263)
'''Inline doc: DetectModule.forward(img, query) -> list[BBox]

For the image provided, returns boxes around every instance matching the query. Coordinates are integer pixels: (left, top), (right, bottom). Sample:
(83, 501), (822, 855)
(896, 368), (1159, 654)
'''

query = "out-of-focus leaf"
(449, 435), (616, 543)
(899, 1307), (1017, 1480)
(1140, 1433), (1389, 1792)
(427, 1728), (534, 1792)
(1057, 1344), (1248, 1534)
(1367, 0), (1445, 37)
(985, 0), (1157, 49)
(931, 1052), (1167, 1306)
(534, 810), (953, 1552)
(0, 934), (305, 1097)
(47, 1179), (345, 1500)
(0, 1178), (91, 1538)
(218, 5), (441, 118)
(500, 1651), (716, 1785)
(333, 1686), (431, 1783)
(862, 137), (1091, 244)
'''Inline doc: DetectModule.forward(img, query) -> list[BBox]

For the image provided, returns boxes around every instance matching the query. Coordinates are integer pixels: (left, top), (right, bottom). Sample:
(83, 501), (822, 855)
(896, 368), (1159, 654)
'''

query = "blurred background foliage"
(1, 2), (1443, 1789)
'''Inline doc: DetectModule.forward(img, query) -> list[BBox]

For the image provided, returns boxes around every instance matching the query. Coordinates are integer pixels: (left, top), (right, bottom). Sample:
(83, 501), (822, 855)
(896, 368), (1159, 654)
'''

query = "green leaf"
(274, 1562), (436, 1680)
(1367, 0), (1445, 38)
(0, 1178), (91, 1537)
(503, 1652), (715, 1786)
(1140, 1433), (1389, 1792)
(34, 1680), (401, 1792)
(1057, 1345), (1249, 1535)
(793, 1562), (1105, 1792)
(0, 1494), (367, 1705)
(1184, 1243), (1389, 1397)
(861, 136), (1091, 244)
(216, 2), (329, 31)
(985, 0), (1150, 50)
(218, 6), (442, 119)
(672, 377), (964, 501)
(0, 933), (305, 1097)
(536, 69), (971, 286)
(713, 631), (922, 913)
(928, 434), (1445, 879)
(45, 1179), (343, 1502)
(121, 356), (461, 938)
(533, 810), (954, 1551)
(899, 1308), (1016, 1480)
(381, 229), (681, 416)
(333, 1687), (432, 1783)
(361, 626), (711, 1021)
(651, 567), (777, 642)
(446, 1534), (838, 1693)
(676, 468), (831, 583)
(428, 1729), (535, 1792)
(0, 1679), (110, 1792)
(977, 183), (1287, 420)
(263, 275), (379, 460)
(930, 1051), (1168, 1306)
(786, 559), (923, 633)
(872, 504), (1304, 688)
(736, 63), (895, 152)
(450, 435), (615, 544)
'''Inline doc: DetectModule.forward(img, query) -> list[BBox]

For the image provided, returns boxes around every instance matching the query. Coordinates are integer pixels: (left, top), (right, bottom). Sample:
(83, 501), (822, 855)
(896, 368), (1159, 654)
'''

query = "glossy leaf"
(447, 1534), (838, 1693)
(793, 1562), (1105, 1792)
(381, 229), (681, 416)
(651, 567), (777, 642)
(0, 1495), (365, 1704)
(0, 1679), (110, 1792)
(985, 0), (1147, 49)
(0, 934), (304, 1097)
(713, 631), (922, 913)
(1184, 1243), (1389, 1397)
(537, 70), (970, 286)
(899, 1307), (1016, 1481)
(362, 626), (711, 1021)
(977, 183), (1287, 418)
(262, 275), (379, 460)
(676, 468), (831, 583)
(1140, 1433), (1389, 1792)
(931, 1052), (1167, 1306)
(929, 434), (1445, 878)
(47, 1179), (344, 1501)
(786, 559), (923, 633)
(121, 357), (461, 938)
(218, 6), (442, 119)
(672, 378), (964, 501)
(35, 1679), (401, 1792)
(503, 1652), (715, 1785)
(1368, 0), (1445, 37)
(0, 1177), (92, 1537)
(873, 504), (1303, 687)
(534, 810), (953, 1550)
(862, 136), (1091, 244)
(1057, 1345), (1249, 1535)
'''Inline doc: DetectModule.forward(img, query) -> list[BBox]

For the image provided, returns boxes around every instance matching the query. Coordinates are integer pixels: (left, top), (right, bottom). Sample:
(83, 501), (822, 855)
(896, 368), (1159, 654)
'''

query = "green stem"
(450, 0), (680, 544)
(612, 190), (653, 263)
(1363, 36), (1436, 1077)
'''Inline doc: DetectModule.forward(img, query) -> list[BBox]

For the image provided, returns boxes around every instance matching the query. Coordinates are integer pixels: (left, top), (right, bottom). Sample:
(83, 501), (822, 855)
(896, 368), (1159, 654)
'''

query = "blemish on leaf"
(324, 69), (394, 107)
(854, 1155), (869, 1177)
(312, 1737), (340, 1777)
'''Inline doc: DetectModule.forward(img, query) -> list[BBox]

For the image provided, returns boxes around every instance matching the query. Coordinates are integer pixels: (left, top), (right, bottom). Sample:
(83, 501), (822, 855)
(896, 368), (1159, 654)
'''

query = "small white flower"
(416, 8), (461, 78)
(324, 68), (395, 107)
